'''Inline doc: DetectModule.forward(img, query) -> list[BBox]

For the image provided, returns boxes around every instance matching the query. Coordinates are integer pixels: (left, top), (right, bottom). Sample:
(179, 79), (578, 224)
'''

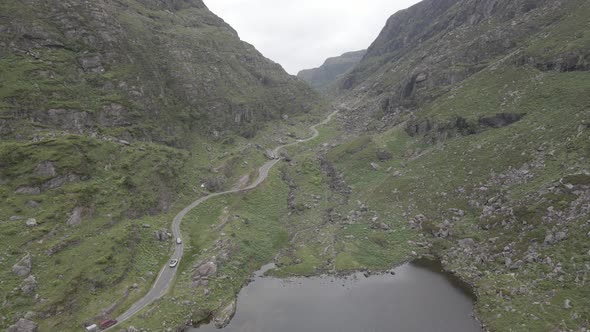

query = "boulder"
(408, 214), (427, 229)
(15, 186), (41, 195)
(458, 238), (476, 248)
(21, 275), (37, 295)
(26, 219), (37, 227)
(372, 222), (391, 231)
(265, 149), (277, 160)
(193, 261), (218, 287)
(435, 227), (451, 238)
(27, 201), (40, 209)
(12, 254), (32, 277)
(67, 207), (84, 226)
(543, 233), (555, 245)
(41, 174), (81, 191)
(33, 161), (56, 177)
(8, 319), (38, 332)
(154, 230), (169, 241)
(415, 72), (428, 82)
(196, 262), (217, 277)
(448, 208), (465, 217)
(213, 300), (236, 329)
(510, 260), (524, 270)
(78, 54), (104, 73)
(555, 231), (567, 242)
(370, 162), (381, 171)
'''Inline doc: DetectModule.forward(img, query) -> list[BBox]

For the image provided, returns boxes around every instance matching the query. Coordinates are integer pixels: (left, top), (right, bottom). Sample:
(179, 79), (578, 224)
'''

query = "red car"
(99, 319), (117, 329)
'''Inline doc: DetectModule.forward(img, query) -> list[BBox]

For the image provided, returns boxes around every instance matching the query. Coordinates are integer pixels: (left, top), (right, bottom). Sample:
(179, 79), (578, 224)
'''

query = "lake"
(194, 260), (482, 332)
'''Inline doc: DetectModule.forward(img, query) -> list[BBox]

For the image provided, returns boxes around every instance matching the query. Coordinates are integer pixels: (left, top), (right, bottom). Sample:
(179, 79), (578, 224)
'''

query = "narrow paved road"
(108, 110), (338, 329)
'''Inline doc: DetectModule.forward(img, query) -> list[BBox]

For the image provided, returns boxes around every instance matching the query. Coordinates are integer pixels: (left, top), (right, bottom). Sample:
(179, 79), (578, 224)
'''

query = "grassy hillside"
(314, 0), (590, 330)
(0, 0), (326, 330)
(0, 0), (320, 143)
(325, 64), (590, 331)
(1, 0), (589, 331)
(0, 110), (330, 331)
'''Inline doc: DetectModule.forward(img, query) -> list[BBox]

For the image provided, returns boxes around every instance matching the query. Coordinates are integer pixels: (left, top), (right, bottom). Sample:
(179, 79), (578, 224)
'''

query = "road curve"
(108, 110), (338, 329)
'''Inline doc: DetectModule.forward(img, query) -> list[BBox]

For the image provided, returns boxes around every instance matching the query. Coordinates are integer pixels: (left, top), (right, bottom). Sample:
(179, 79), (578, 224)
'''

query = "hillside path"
(108, 110), (338, 329)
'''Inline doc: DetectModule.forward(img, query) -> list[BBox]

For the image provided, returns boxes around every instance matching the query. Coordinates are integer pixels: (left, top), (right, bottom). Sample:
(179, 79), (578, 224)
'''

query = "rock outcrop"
(154, 230), (170, 242)
(336, 0), (588, 133)
(213, 300), (236, 329)
(67, 207), (84, 226)
(192, 261), (217, 287)
(20, 275), (37, 295)
(12, 254), (32, 277)
(8, 319), (38, 332)
(33, 161), (56, 177)
(0, 0), (321, 142)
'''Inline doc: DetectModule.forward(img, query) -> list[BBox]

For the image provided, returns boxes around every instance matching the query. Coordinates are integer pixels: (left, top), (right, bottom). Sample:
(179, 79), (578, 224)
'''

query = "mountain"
(0, 0), (324, 330)
(0, 0), (321, 144)
(2, 0), (590, 331)
(297, 50), (366, 91)
(322, 0), (590, 330)
(337, 0), (589, 129)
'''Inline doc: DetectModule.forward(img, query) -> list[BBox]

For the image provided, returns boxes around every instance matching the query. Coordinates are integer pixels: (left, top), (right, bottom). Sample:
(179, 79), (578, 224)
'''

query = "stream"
(194, 259), (482, 332)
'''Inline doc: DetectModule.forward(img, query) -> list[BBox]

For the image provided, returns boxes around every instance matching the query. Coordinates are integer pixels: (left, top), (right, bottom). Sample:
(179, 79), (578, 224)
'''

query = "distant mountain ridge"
(298, 50), (366, 91)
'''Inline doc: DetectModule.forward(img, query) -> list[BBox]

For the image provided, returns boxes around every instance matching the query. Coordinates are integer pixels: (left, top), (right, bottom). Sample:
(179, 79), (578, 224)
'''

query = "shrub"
(376, 149), (393, 161)
(204, 176), (226, 192)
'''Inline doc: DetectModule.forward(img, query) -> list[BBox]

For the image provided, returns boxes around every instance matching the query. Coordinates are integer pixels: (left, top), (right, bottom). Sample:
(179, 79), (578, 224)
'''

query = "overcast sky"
(203, 0), (421, 74)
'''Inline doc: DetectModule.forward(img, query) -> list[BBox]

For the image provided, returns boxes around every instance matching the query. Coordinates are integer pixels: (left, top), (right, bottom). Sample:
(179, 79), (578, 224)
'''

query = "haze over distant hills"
(297, 50), (366, 91)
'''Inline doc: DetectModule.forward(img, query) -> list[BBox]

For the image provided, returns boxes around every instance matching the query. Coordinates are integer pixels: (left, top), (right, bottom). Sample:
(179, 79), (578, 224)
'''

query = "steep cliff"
(298, 50), (366, 91)
(0, 0), (320, 144)
(337, 0), (589, 130)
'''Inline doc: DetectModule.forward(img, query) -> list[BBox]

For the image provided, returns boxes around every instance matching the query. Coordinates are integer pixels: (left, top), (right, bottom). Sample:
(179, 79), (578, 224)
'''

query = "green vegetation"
(122, 160), (291, 329)
(1, 0), (590, 331)
(0, 0), (325, 329)
(0, 107), (326, 331)
(322, 62), (590, 331)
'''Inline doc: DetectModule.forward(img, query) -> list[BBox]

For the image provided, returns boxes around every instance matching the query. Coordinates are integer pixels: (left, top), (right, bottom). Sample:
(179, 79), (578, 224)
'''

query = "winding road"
(108, 110), (338, 329)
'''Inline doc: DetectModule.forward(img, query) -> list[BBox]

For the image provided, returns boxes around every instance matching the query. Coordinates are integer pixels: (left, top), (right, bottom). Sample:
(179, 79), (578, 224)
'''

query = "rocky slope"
(297, 50), (366, 91)
(0, 1), (324, 331)
(324, 0), (590, 330)
(0, 0), (320, 143)
(337, 0), (589, 132)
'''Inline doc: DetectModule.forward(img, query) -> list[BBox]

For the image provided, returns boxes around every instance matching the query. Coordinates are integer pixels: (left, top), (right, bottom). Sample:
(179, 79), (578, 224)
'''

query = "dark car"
(99, 319), (117, 329)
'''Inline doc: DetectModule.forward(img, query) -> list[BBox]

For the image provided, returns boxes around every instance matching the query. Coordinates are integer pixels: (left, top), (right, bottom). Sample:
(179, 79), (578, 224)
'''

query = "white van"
(176, 237), (182, 245)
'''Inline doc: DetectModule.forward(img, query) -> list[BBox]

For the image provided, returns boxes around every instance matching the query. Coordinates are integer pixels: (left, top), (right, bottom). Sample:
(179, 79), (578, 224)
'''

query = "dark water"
(194, 260), (482, 332)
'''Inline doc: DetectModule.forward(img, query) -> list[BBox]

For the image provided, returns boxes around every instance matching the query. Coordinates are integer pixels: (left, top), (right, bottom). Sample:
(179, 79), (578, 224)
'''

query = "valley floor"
(125, 68), (589, 331)
(3, 69), (589, 332)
